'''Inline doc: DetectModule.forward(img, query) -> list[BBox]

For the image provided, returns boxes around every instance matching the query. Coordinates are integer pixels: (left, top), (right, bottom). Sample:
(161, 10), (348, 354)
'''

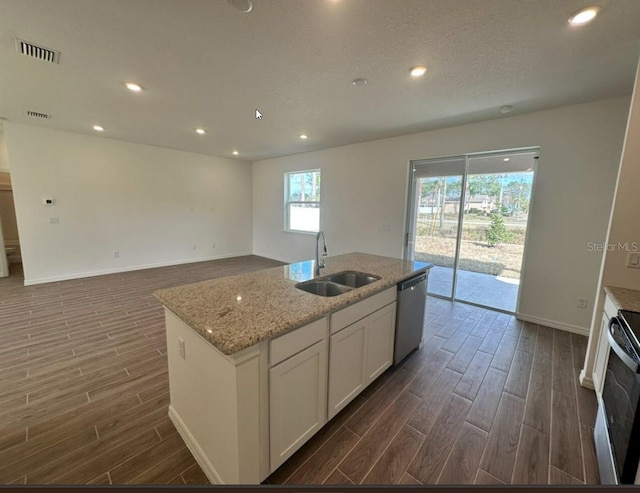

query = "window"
(285, 169), (320, 233)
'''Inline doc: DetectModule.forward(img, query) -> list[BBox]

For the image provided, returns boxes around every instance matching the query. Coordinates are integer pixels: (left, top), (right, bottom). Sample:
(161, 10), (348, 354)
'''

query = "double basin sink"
(296, 271), (381, 297)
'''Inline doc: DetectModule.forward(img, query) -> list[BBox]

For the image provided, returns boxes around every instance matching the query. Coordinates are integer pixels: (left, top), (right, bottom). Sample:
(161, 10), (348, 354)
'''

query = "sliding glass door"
(406, 157), (465, 299)
(405, 149), (537, 313)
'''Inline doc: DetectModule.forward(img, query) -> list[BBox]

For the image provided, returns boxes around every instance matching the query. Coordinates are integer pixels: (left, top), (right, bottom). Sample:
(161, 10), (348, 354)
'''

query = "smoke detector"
(16, 39), (60, 64)
(228, 0), (253, 13)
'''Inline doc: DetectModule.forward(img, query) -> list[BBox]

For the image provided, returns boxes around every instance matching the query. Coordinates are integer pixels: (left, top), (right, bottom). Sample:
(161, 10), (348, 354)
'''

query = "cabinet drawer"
(330, 287), (396, 334)
(270, 317), (327, 367)
(603, 293), (617, 320)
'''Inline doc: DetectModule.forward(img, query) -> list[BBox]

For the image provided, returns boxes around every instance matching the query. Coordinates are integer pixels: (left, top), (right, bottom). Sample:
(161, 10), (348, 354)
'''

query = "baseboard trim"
(251, 251), (293, 264)
(516, 313), (590, 337)
(168, 405), (223, 485)
(23, 251), (253, 286)
(579, 369), (595, 390)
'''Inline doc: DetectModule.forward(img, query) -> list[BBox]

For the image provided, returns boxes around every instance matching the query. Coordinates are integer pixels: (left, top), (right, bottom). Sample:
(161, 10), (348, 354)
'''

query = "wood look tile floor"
(0, 260), (600, 485)
(0, 257), (283, 485)
(266, 296), (600, 486)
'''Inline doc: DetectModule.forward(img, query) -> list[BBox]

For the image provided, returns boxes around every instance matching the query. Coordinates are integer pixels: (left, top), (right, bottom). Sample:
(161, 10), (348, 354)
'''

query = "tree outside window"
(285, 170), (320, 232)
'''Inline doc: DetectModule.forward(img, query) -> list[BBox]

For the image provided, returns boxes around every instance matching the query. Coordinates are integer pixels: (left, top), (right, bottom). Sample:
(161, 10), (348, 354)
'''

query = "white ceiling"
(0, 0), (639, 161)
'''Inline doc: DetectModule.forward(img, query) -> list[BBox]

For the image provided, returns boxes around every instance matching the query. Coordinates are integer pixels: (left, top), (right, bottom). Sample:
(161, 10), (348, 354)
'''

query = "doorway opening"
(405, 148), (538, 313)
(0, 171), (22, 278)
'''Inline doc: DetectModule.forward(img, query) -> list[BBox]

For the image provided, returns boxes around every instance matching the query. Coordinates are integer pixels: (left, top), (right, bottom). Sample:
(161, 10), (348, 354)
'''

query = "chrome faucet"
(315, 231), (328, 276)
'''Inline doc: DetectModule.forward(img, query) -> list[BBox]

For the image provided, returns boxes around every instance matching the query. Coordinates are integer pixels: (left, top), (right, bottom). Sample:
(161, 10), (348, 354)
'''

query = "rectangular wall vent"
(16, 39), (60, 64)
(27, 111), (51, 119)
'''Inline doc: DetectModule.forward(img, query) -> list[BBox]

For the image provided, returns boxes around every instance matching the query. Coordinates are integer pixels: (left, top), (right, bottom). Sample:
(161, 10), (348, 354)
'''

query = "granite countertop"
(604, 286), (640, 313)
(154, 252), (431, 355)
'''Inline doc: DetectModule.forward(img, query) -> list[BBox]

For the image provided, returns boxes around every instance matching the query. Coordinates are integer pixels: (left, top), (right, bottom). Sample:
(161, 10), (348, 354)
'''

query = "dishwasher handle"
(398, 273), (427, 291)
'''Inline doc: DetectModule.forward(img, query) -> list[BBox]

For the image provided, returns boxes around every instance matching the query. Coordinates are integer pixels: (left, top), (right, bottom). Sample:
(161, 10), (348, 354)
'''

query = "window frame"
(284, 169), (321, 234)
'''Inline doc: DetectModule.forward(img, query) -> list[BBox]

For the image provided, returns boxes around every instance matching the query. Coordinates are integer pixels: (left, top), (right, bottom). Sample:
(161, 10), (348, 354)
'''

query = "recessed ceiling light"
(232, 150), (239, 156)
(568, 6), (600, 26)
(92, 125), (104, 132)
(125, 82), (142, 92)
(500, 105), (513, 114)
(504, 158), (510, 162)
(299, 134), (308, 140)
(409, 66), (427, 77)
(195, 128), (206, 135)
(228, 0), (253, 13)
(352, 78), (368, 86)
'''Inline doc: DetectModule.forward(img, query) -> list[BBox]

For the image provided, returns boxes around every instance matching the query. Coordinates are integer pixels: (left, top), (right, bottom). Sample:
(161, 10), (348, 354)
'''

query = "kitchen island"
(154, 252), (430, 484)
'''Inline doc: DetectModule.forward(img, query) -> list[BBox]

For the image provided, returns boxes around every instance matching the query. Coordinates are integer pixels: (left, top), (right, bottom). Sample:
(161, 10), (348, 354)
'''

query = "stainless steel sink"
(324, 271), (381, 288)
(295, 270), (380, 296)
(295, 280), (354, 297)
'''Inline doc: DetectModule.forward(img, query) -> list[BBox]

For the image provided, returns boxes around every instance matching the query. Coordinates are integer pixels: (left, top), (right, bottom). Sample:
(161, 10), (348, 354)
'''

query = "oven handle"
(608, 317), (639, 373)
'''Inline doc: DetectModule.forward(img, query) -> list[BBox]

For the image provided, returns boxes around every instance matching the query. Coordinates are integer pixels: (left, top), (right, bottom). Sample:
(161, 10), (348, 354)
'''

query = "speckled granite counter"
(154, 252), (431, 355)
(604, 286), (640, 313)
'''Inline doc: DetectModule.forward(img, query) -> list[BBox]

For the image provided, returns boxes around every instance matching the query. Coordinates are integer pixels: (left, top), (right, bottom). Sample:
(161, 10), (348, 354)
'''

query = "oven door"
(600, 316), (640, 484)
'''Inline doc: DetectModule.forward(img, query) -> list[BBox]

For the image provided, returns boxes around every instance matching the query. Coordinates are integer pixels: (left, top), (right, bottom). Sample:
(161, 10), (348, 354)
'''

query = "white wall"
(4, 123), (253, 285)
(582, 60), (640, 384)
(253, 97), (630, 333)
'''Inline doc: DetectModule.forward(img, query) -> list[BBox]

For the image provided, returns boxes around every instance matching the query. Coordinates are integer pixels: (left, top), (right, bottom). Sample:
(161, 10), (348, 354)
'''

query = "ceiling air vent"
(16, 39), (60, 64)
(27, 111), (51, 120)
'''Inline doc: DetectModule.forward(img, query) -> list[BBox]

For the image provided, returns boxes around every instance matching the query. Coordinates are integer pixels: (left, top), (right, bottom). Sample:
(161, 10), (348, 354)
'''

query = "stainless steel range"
(595, 310), (640, 484)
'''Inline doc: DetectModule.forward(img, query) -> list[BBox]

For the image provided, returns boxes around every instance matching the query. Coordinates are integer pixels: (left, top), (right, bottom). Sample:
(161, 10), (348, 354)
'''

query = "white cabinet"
(269, 289), (397, 469)
(328, 319), (367, 418)
(593, 292), (618, 399)
(365, 302), (396, 384)
(327, 298), (396, 420)
(269, 321), (328, 471)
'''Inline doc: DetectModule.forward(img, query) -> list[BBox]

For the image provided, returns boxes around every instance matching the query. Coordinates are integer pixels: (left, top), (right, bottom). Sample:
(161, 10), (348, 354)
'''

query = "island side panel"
(164, 309), (264, 484)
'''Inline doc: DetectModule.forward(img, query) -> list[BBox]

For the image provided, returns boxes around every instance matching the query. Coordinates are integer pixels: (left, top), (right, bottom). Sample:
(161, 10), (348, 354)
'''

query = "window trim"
(284, 169), (321, 234)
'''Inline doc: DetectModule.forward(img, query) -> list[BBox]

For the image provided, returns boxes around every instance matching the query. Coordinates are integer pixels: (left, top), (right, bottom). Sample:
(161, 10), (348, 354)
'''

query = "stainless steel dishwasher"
(394, 271), (428, 364)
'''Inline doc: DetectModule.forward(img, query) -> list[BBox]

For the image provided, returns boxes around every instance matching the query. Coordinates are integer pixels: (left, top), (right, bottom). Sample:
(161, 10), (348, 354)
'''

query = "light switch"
(627, 252), (640, 269)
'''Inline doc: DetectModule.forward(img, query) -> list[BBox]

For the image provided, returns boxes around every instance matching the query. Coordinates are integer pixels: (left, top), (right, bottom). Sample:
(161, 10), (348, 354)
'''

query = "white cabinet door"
(365, 302), (396, 385)
(327, 302), (396, 420)
(327, 319), (367, 420)
(269, 339), (327, 471)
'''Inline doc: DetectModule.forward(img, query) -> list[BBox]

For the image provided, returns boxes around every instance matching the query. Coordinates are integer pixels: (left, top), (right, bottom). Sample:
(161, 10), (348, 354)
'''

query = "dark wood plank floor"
(1, 261), (599, 485)
(0, 257), (283, 485)
(267, 296), (600, 485)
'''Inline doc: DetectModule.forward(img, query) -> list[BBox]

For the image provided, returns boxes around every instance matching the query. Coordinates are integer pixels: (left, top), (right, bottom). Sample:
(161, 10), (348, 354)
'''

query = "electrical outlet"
(178, 338), (185, 359)
(577, 297), (588, 309)
(212, 242), (216, 249)
(192, 244), (197, 251)
(627, 252), (640, 269)
(113, 251), (120, 258)
(49, 216), (60, 224)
